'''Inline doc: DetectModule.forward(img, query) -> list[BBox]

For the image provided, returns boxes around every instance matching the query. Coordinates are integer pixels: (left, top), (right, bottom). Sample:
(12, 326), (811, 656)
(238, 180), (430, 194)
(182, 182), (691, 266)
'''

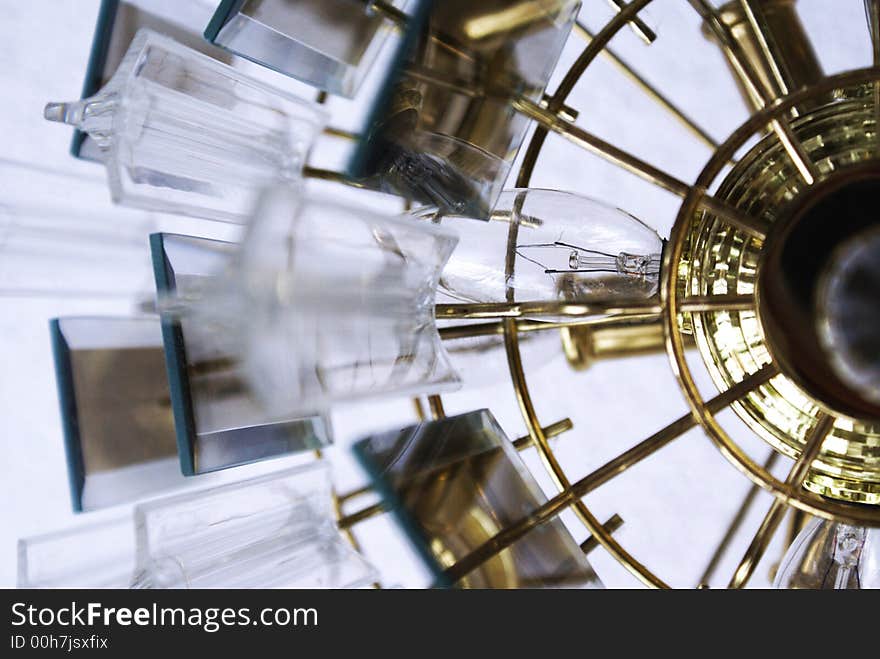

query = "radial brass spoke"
(680, 293), (756, 314)
(517, 0), (656, 189)
(404, 65), (582, 127)
(338, 502), (387, 530)
(697, 451), (780, 586)
(728, 413), (835, 588)
(364, 0), (407, 26)
(607, 0), (657, 44)
(303, 166), (367, 188)
(769, 117), (819, 184)
(339, 417), (572, 514)
(869, 1), (880, 65)
(687, 0), (819, 185)
(738, 0), (790, 98)
(697, 195), (768, 240)
(786, 414), (835, 487)
(512, 95), (691, 195)
(439, 314), (662, 340)
(573, 21), (718, 150)
(511, 97), (767, 238)
(569, 363), (777, 497)
(436, 293), (752, 321)
(442, 364), (777, 584)
(412, 397), (427, 421)
(540, 94), (578, 122)
(338, 484), (373, 505)
(512, 418), (574, 450)
(726, 497), (787, 590)
(436, 298), (663, 320)
(580, 514), (625, 555)
(323, 126), (360, 141)
(427, 394), (446, 419)
(317, 446), (371, 556)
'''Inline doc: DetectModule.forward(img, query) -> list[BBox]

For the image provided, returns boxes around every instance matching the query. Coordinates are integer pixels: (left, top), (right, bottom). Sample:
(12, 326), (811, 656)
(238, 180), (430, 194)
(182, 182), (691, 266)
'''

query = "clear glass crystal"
(421, 188), (663, 305)
(205, 0), (411, 98)
(131, 461), (377, 588)
(0, 162), (156, 299)
(774, 518), (880, 589)
(18, 517), (135, 588)
(44, 29), (327, 222)
(172, 186), (461, 419)
(74, 0), (235, 161)
(355, 409), (604, 589)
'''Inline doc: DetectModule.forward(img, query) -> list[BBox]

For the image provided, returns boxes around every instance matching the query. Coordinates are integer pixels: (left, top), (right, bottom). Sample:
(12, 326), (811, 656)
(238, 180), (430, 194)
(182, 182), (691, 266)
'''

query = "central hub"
(680, 80), (880, 503)
(759, 169), (880, 420)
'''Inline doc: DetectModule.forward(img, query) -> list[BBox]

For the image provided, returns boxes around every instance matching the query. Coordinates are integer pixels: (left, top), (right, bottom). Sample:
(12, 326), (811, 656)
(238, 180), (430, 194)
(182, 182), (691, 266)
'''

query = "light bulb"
(418, 188), (663, 305)
(774, 518), (880, 589)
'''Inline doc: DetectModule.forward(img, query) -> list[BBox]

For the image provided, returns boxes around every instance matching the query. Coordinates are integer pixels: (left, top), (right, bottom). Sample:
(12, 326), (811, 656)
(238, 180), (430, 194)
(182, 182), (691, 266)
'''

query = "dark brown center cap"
(759, 169), (880, 420)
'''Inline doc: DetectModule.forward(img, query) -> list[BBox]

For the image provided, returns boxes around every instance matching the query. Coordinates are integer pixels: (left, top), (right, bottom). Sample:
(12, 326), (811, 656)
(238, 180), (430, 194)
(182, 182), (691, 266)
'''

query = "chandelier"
(9, 0), (880, 590)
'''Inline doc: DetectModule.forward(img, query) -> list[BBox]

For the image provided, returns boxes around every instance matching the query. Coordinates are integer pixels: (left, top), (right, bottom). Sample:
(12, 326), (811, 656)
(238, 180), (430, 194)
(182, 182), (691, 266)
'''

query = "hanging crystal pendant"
(44, 29), (326, 223)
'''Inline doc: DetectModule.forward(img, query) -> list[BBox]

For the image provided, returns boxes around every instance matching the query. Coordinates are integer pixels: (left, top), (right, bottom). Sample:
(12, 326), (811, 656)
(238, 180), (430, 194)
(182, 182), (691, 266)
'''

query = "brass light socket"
(561, 315), (681, 371)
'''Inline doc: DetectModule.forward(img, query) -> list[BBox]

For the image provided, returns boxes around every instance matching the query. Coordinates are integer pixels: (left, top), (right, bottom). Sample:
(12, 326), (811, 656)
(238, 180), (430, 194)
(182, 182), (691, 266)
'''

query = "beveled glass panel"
(151, 232), (331, 476)
(350, 0), (581, 216)
(50, 317), (184, 512)
(354, 409), (603, 588)
(206, 0), (412, 98)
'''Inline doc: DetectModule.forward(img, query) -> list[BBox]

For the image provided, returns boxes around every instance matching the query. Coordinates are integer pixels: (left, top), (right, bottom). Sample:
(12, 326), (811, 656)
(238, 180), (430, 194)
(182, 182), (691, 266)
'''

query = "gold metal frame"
(326, 0), (880, 589)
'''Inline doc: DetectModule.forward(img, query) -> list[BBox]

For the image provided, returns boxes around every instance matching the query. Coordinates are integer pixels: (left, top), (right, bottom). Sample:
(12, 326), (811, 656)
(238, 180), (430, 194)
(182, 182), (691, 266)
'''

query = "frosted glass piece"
(151, 232), (332, 475)
(172, 187), (461, 418)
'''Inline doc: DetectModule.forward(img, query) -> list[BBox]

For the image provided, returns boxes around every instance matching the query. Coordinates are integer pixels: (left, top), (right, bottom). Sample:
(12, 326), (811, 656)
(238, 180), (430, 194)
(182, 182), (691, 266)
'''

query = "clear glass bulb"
(774, 518), (880, 589)
(418, 188), (663, 306)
